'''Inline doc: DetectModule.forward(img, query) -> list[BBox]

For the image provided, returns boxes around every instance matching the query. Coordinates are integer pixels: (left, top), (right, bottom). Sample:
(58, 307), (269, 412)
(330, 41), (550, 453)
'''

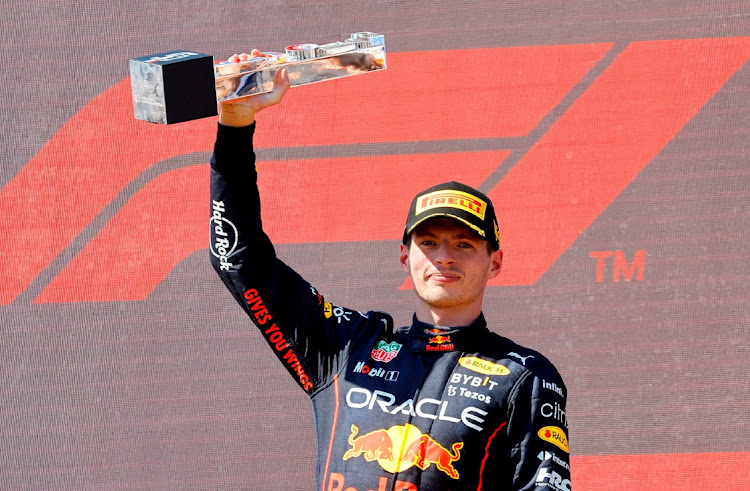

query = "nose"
(434, 242), (456, 266)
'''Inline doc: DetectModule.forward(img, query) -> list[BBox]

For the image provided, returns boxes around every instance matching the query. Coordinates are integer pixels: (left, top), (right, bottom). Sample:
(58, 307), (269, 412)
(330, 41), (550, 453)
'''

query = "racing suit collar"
(406, 313), (489, 353)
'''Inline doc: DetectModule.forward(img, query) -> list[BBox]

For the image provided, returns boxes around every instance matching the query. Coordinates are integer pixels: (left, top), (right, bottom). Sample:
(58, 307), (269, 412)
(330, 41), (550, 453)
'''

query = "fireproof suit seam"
(507, 367), (531, 406)
(320, 374), (341, 491)
(476, 420), (509, 491)
(308, 310), (389, 398)
(390, 344), (442, 491)
(506, 368), (532, 453)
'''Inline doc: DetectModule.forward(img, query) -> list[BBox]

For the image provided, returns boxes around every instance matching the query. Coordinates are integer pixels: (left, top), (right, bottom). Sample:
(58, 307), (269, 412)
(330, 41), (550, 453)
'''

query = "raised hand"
(218, 50), (291, 127)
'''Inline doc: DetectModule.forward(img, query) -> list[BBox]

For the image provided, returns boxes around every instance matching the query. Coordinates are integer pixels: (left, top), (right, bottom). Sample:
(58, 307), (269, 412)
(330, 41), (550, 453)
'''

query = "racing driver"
(210, 59), (571, 490)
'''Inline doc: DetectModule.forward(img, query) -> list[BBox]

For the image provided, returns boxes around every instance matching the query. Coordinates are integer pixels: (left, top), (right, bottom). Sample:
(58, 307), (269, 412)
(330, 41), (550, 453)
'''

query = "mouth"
(428, 271), (461, 284)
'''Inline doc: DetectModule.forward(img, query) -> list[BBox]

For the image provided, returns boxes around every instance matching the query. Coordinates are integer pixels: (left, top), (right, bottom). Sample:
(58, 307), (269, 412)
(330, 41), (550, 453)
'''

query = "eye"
(419, 239), (437, 247)
(457, 241), (475, 249)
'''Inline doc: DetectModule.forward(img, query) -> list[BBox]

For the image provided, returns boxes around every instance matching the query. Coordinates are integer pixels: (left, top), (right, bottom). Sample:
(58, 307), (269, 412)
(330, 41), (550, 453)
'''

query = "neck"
(414, 301), (483, 328)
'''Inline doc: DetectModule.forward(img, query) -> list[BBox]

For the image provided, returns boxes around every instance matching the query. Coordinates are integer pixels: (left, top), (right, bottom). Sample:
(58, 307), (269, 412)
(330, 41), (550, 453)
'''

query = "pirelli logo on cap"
(415, 190), (487, 220)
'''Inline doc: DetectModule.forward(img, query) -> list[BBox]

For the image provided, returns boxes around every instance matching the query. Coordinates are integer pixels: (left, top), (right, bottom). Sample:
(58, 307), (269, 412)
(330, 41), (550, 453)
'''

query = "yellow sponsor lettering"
(458, 357), (510, 376)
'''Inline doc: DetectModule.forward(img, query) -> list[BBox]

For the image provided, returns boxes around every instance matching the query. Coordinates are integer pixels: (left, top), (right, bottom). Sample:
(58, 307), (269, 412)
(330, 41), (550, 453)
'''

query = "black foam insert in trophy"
(130, 51), (218, 124)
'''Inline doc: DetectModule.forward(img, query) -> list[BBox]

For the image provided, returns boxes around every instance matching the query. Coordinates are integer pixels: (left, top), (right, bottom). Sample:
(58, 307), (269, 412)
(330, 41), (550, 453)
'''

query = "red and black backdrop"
(2, 1), (749, 489)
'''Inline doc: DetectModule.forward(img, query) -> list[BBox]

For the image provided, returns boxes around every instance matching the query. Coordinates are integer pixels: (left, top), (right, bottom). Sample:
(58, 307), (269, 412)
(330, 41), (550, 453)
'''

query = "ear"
(400, 243), (411, 274)
(487, 249), (503, 280)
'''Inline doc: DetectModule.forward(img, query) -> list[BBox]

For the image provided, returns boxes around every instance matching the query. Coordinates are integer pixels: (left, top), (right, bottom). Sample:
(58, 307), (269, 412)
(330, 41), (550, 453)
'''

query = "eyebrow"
(414, 230), (481, 242)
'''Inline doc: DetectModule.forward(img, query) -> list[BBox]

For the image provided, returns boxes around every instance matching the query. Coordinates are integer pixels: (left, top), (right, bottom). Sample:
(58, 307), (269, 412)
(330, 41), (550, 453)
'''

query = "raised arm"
(209, 60), (377, 395)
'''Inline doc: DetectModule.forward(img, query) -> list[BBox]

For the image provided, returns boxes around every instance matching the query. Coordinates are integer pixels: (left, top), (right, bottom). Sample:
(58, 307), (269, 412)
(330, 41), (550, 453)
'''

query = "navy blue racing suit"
(209, 122), (571, 491)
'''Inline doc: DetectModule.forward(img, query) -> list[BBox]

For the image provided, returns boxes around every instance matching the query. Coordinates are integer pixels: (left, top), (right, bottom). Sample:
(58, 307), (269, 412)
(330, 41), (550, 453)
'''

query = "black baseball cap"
(402, 181), (500, 250)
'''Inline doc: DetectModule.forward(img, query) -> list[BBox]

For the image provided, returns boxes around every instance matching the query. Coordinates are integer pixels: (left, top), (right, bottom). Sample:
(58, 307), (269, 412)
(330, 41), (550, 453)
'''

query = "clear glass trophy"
(130, 32), (386, 124)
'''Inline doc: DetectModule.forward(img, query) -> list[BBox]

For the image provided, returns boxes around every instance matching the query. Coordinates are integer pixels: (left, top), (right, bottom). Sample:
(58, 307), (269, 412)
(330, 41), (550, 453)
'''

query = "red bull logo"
(402, 434), (463, 479)
(426, 340), (455, 351)
(327, 473), (417, 491)
(343, 424), (463, 479)
(343, 426), (394, 462)
(428, 335), (451, 344)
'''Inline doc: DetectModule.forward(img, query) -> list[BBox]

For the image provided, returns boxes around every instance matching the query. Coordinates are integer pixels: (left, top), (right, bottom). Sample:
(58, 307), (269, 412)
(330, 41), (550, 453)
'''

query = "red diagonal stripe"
(0, 45), (609, 304)
(0, 85), (216, 305)
(35, 150), (506, 303)
(488, 37), (750, 286)
(256, 43), (612, 145)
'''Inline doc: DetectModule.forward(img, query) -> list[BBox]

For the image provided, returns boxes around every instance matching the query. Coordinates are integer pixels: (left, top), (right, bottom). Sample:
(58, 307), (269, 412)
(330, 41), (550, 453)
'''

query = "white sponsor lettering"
(458, 387), (492, 404)
(210, 200), (238, 271)
(541, 401), (568, 428)
(536, 467), (571, 491)
(543, 379), (565, 397)
(353, 361), (399, 382)
(450, 373), (498, 390)
(345, 387), (487, 431)
(332, 306), (352, 323)
(537, 451), (571, 471)
(446, 384), (492, 403)
(146, 51), (200, 63)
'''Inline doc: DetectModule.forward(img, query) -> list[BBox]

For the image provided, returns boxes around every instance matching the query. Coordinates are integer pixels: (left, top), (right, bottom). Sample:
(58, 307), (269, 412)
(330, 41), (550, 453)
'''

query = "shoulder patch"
(507, 351), (536, 366)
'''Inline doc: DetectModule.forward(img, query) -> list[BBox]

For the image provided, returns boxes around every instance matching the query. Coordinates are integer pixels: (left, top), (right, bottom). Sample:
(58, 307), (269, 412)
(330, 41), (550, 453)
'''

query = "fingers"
(228, 50), (264, 63)
(274, 68), (290, 90)
(220, 54), (290, 118)
(268, 68), (290, 104)
(227, 52), (252, 63)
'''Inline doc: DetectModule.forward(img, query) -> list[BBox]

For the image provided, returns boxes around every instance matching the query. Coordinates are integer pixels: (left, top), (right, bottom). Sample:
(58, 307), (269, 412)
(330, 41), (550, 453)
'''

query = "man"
(210, 61), (570, 490)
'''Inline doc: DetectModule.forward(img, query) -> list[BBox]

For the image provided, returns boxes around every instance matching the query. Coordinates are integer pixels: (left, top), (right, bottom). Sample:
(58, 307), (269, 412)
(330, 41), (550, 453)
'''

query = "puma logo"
(508, 352), (534, 366)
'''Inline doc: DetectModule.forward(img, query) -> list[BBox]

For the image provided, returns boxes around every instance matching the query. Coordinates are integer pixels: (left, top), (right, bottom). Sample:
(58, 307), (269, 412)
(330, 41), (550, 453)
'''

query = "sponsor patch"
(209, 200), (238, 271)
(353, 361), (399, 382)
(415, 190), (486, 220)
(459, 357), (510, 376)
(536, 467), (571, 491)
(447, 384), (492, 404)
(508, 352), (534, 366)
(371, 340), (403, 363)
(343, 423), (463, 479)
(537, 451), (570, 471)
(429, 335), (451, 344)
(541, 401), (568, 428)
(537, 426), (569, 453)
(542, 379), (565, 398)
(345, 387), (487, 432)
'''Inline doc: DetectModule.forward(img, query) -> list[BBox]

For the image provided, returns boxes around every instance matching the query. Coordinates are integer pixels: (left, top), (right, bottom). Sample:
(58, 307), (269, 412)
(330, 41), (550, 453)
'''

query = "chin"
(417, 290), (464, 309)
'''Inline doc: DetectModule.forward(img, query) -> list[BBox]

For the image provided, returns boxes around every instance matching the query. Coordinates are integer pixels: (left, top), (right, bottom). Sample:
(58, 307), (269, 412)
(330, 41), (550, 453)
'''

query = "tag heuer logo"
(371, 340), (403, 363)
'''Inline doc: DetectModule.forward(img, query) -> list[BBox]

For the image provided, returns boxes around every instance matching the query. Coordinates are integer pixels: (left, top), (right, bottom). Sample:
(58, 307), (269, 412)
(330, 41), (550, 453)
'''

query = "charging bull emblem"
(343, 424), (463, 479)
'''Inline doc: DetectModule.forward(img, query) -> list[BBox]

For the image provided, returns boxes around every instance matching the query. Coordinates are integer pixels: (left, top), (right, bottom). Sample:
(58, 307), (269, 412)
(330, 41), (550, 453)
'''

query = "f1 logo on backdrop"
(2, 38), (749, 304)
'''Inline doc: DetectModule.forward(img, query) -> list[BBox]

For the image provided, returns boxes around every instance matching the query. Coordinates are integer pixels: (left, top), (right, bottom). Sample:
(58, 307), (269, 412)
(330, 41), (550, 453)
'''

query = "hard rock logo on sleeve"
(209, 200), (238, 271)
